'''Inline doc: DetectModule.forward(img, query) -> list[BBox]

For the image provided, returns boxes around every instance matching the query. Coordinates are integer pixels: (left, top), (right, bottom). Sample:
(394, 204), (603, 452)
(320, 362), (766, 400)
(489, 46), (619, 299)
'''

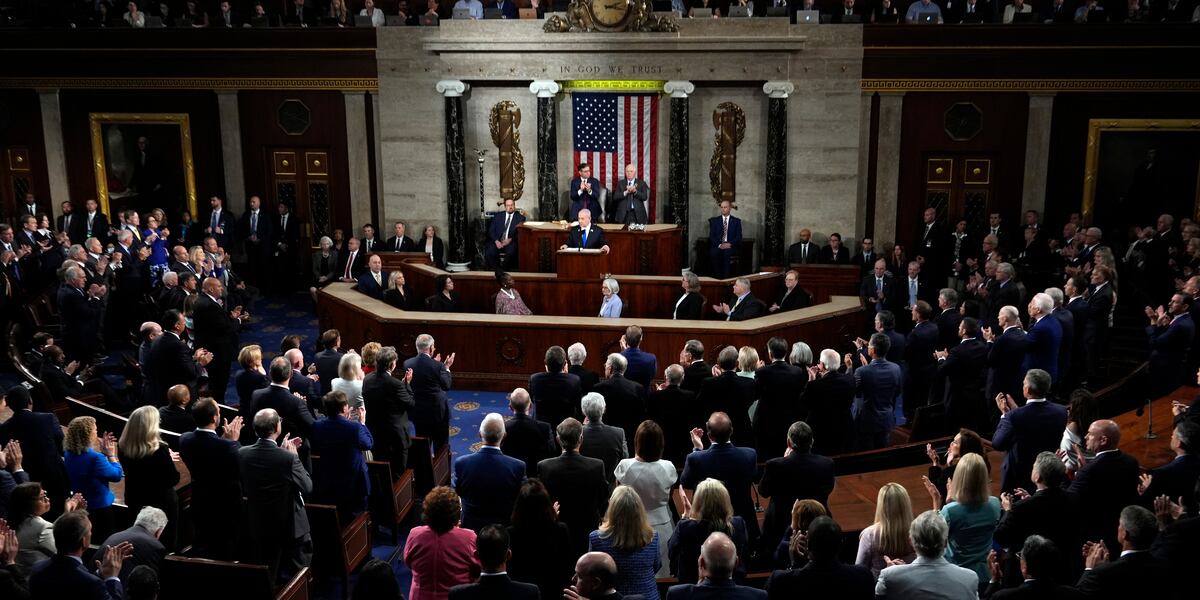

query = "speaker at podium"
(557, 248), (611, 281)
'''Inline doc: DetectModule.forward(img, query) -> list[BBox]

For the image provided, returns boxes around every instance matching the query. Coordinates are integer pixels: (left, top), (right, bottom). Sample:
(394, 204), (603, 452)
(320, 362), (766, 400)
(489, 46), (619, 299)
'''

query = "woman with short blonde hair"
(590, 485), (661, 599)
(668, 478), (748, 585)
(118, 406), (181, 548)
(235, 344), (269, 440)
(855, 482), (915, 578)
(332, 351), (366, 420)
(737, 345), (760, 378)
(930, 452), (1001, 589)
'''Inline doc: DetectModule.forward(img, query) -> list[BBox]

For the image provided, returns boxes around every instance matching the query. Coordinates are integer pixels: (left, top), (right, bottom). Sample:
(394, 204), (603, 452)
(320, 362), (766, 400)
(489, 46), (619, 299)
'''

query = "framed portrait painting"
(1082, 119), (1200, 231)
(89, 112), (198, 221)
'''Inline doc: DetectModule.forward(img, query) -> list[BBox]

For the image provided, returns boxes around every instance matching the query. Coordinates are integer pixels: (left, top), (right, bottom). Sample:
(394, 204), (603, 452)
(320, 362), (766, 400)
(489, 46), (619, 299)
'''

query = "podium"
(557, 249), (611, 281)
(518, 223), (683, 276)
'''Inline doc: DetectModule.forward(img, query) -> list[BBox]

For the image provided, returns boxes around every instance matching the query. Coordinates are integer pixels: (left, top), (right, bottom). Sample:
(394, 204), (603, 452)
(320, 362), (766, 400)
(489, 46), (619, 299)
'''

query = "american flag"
(572, 92), (660, 223)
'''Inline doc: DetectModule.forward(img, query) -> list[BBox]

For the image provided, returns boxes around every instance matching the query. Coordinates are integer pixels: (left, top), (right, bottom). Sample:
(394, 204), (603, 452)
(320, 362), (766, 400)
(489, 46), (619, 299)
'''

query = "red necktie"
(344, 251), (355, 279)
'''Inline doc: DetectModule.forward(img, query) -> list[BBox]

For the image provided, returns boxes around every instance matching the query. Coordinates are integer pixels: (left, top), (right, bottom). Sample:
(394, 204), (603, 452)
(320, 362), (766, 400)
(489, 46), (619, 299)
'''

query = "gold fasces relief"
(710, 102), (745, 207)
(488, 101), (525, 203)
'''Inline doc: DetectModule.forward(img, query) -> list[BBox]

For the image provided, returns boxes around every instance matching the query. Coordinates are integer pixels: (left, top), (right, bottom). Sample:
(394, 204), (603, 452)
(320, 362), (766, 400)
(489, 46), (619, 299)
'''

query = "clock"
(591, 0), (631, 28)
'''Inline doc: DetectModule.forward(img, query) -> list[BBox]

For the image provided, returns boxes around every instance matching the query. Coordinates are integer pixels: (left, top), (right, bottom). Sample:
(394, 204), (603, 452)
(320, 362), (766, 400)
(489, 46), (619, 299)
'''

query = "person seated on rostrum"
(599, 277), (624, 319)
(429, 274), (460, 312)
(495, 271), (532, 315)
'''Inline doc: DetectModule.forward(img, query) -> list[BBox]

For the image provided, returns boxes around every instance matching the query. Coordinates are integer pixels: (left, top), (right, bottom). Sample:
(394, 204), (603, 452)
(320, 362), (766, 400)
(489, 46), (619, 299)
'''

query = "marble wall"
(375, 19), (865, 268)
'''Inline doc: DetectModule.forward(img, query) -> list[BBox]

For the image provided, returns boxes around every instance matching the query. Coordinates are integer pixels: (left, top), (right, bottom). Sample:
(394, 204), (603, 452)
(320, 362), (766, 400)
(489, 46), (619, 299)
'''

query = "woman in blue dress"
(143, 213), (170, 286)
(922, 451), (1001, 592)
(589, 485), (661, 600)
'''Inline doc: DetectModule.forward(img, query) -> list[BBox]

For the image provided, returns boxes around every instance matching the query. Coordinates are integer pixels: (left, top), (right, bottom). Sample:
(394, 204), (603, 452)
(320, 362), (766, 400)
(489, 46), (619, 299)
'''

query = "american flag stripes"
(571, 92), (659, 223)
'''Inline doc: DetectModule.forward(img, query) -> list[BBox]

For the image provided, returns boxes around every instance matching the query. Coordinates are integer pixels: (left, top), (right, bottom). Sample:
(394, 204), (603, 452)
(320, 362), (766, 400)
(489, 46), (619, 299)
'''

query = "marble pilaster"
(530, 80), (561, 221)
(873, 92), (905, 245)
(664, 80), (694, 261)
(344, 91), (373, 230)
(38, 89), (70, 215)
(1022, 92), (1056, 217)
(762, 81), (794, 267)
(438, 80), (470, 268)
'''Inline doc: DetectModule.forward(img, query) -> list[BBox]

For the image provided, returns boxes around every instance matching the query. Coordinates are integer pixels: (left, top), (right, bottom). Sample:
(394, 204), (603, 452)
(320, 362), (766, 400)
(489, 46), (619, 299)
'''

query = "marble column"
(370, 91), (385, 218)
(664, 80), (694, 263)
(215, 91), (246, 209)
(856, 93), (874, 240)
(872, 92), (905, 245)
(762, 81), (794, 268)
(529, 80), (561, 221)
(38, 89), (70, 216)
(344, 91), (373, 230)
(1022, 92), (1056, 217)
(438, 80), (470, 269)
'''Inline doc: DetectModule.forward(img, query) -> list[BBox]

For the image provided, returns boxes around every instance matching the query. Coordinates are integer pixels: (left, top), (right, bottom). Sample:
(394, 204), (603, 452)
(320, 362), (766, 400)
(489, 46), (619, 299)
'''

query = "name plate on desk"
(557, 248), (611, 280)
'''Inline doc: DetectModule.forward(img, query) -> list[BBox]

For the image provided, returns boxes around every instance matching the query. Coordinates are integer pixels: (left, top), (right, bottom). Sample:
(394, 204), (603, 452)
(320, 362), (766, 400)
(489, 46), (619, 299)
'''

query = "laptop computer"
(1012, 11), (1036, 22)
(875, 12), (898, 23)
(144, 15), (164, 28)
(385, 15), (404, 25)
(690, 7), (712, 17)
(766, 6), (788, 16)
(354, 15), (374, 26)
(796, 9), (819, 22)
(518, 8), (538, 18)
(917, 11), (938, 22)
(250, 15), (270, 27)
(727, 5), (750, 16)
(420, 13), (440, 25)
(483, 8), (502, 18)
(841, 13), (861, 22)
(452, 7), (473, 19)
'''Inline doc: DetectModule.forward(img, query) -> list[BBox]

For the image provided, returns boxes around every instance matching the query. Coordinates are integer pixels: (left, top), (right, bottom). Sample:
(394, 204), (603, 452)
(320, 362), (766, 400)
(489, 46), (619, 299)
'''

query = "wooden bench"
(366, 462), (416, 545)
(304, 504), (372, 600)
(830, 435), (956, 476)
(65, 396), (181, 448)
(409, 435), (451, 497)
(160, 555), (310, 600)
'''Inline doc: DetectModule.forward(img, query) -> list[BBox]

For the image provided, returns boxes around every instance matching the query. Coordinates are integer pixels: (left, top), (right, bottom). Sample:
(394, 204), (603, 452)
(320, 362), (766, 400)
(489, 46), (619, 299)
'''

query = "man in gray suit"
(239, 408), (313, 584)
(577, 391), (628, 488)
(98, 506), (168, 580)
(611, 164), (649, 226)
(875, 510), (979, 599)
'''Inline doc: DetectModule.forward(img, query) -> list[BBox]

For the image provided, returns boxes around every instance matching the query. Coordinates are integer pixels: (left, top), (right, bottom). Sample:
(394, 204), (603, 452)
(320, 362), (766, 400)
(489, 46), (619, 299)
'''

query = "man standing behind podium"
(709, 200), (741, 279)
(611, 164), (649, 226)
(560, 209), (611, 254)
(567, 163), (602, 223)
(486, 198), (525, 270)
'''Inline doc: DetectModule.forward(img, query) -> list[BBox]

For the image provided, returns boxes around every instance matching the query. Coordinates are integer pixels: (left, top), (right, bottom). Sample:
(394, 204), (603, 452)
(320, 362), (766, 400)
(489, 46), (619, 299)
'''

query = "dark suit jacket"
(578, 422), (628, 487)
(697, 371), (757, 448)
(938, 339), (989, 430)
(1022, 315), (1062, 383)
(28, 555), (122, 600)
(986, 579), (1082, 600)
(1143, 454), (1200, 511)
(726, 293), (767, 321)
(239, 208), (273, 256)
(335, 249), (367, 280)
(992, 487), (1079, 564)
(764, 560), (874, 600)
(0, 409), (67, 498)
(82, 211), (110, 242)
(529, 370), (582, 428)
(203, 208), (235, 248)
(313, 348), (344, 397)
(569, 364), (600, 395)
(239, 438), (312, 543)
(753, 361), (809, 460)
(860, 273), (896, 313)
(986, 280), (1022, 327)
(487, 211), (525, 261)
(143, 332), (202, 406)
(708, 215), (743, 250)
(674, 291), (705, 320)
(934, 308), (964, 350)
(359, 236), (382, 254)
(1075, 551), (1167, 599)
(450, 574), (541, 600)
(179, 430), (242, 528)
(821, 244), (851, 265)
(567, 176), (602, 222)
(39, 363), (83, 404)
(802, 372), (856, 456)
(773, 286), (811, 313)
(667, 579), (766, 600)
(99, 524), (166, 580)
(681, 442), (760, 541)
(621, 347), (658, 391)
(851, 251), (878, 276)
(57, 285), (103, 352)
(648, 384), (697, 466)
(538, 451), (610, 555)
(853, 359), (903, 434)
(681, 361), (711, 395)
(250, 385), (315, 466)
(992, 400), (1068, 493)
(453, 446), (527, 530)
(1147, 314), (1195, 392)
(566, 225), (608, 250)
(1151, 514), (1199, 598)
(361, 370), (415, 458)
(192, 294), (239, 358)
(1067, 450), (1141, 548)
(611, 178), (649, 225)
(593, 375), (646, 451)
(1052, 307), (1075, 384)
(987, 327), (1028, 402)
(1085, 283), (1114, 337)
(356, 270), (388, 300)
(787, 241), (822, 265)
(272, 212), (300, 257)
(758, 451), (835, 554)
(311, 415), (373, 513)
(404, 353), (454, 433)
(501, 413), (555, 477)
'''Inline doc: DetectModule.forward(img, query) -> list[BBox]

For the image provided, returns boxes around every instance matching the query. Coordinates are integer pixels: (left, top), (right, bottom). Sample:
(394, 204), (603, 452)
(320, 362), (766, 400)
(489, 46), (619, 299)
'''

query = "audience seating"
(304, 504), (372, 600)
(160, 556), (311, 600)
(65, 395), (181, 448)
(829, 435), (958, 476)
(366, 462), (416, 545)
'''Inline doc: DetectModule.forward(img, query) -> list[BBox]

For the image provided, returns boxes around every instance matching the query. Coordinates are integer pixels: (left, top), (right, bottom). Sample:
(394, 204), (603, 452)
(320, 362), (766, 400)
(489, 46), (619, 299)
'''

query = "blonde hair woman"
(589, 485), (661, 599)
(118, 406), (181, 548)
(668, 478), (748, 584)
(925, 452), (1000, 589)
(332, 351), (366, 421)
(855, 482), (915, 578)
(63, 416), (123, 540)
(736, 345), (760, 379)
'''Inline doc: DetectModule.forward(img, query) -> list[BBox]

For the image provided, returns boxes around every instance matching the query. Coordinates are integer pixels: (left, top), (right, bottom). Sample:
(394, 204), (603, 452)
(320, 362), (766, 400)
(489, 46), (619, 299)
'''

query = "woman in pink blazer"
(402, 486), (480, 600)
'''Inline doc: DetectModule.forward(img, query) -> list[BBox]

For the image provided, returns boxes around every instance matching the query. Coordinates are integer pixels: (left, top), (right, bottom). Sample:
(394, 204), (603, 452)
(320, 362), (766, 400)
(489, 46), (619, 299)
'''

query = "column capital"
(663, 80), (695, 99)
(1028, 91), (1058, 99)
(436, 80), (469, 97)
(528, 80), (561, 98)
(762, 81), (795, 99)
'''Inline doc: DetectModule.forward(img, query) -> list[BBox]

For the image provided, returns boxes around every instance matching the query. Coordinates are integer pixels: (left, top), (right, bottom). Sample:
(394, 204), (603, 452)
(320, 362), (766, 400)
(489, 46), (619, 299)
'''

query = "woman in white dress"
(614, 420), (678, 577)
(1059, 389), (1099, 472)
(331, 352), (366, 421)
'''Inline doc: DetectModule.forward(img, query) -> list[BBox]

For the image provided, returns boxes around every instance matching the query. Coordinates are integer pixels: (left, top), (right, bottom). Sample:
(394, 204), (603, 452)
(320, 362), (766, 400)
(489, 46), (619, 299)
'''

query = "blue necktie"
(582, 229), (588, 247)
(211, 211), (218, 231)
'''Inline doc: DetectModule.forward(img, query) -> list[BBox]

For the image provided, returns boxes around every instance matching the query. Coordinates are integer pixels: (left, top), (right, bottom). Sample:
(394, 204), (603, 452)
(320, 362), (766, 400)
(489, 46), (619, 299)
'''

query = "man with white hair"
(561, 208), (610, 254)
(1046, 286), (1076, 386)
(800, 349), (857, 456)
(1022, 292), (1063, 383)
(452, 412), (527, 531)
(577, 391), (628, 488)
(875, 510), (979, 599)
(156, 269), (179, 306)
(239, 407), (311, 583)
(993, 369), (1067, 493)
(98, 506), (169, 580)
(404, 333), (456, 448)
(983, 304), (1027, 403)
(593, 352), (644, 450)
(567, 342), (600, 393)
(983, 262), (1020, 328)
(665, 531), (765, 599)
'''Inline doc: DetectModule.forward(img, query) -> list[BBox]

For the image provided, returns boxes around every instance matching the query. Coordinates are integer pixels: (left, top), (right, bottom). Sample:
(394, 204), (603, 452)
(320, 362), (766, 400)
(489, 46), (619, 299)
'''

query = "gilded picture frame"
(1082, 118), (1200, 226)
(89, 112), (198, 219)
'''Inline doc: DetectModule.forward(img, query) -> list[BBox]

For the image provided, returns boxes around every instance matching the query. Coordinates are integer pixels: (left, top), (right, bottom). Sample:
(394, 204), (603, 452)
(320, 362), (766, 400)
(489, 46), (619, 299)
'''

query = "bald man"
(680, 412), (760, 544)
(499, 388), (555, 477)
(1067, 419), (1141, 553)
(284, 348), (319, 408)
(192, 276), (247, 402)
(452, 412), (527, 531)
(567, 552), (640, 600)
(665, 532), (765, 599)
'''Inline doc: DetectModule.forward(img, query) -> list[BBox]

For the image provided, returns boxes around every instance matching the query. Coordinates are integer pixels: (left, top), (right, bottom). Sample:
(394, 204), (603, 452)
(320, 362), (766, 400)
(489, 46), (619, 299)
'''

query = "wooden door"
(922, 155), (995, 233)
(1, 146), (34, 224)
(268, 148), (334, 263)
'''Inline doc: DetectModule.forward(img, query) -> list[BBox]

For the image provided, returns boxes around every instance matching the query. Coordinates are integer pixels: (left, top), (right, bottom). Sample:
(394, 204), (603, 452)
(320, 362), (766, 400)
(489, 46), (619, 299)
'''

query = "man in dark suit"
(179, 398), (244, 560)
(570, 552), (644, 600)
(282, 349), (319, 414)
(404, 334), (455, 449)
(680, 412), (760, 544)
(1063, 276), (1091, 391)
(1048, 288), (1075, 389)
(57, 201), (85, 244)
(915, 207), (947, 280)
(358, 223), (381, 254)
(251, 357), (316, 471)
(57, 266), (105, 365)
(830, 0), (862, 22)
(803, 350), (857, 457)
(562, 209), (610, 253)
(851, 237), (876, 276)
(593, 354), (646, 449)
(530, 345), (583, 428)
(897, 260), (934, 331)
(385, 221), (415, 252)
(1145, 293), (1196, 399)
(313, 329), (345, 397)
(714, 277), (766, 321)
(934, 288), (964, 349)
(611, 165), (649, 226)
(1084, 266), (1115, 384)
(311, 391), (374, 519)
(666, 531), (765, 600)
(500, 388), (555, 477)
(753, 337), (808, 461)
(985, 305), (1028, 405)
(192, 277), (246, 403)
(786, 228), (821, 266)
(904, 301), (940, 420)
(758, 422), (835, 556)
(28, 511), (131, 600)
(860, 259), (895, 323)
(271, 201), (301, 290)
(992, 370), (1068, 493)
(81, 198), (110, 244)
(821, 233), (851, 265)
(567, 163), (602, 223)
(362, 346), (415, 478)
(708, 200), (741, 279)
(239, 407), (312, 583)
(764, 517), (874, 600)
(620, 326), (657, 391)
(648, 364), (696, 467)
(849, 333), (903, 450)
(539, 418), (611, 557)
(336, 237), (367, 283)
(1067, 419), (1141, 552)
(568, 343), (601, 395)
(1076, 506), (1168, 599)
(0, 386), (69, 517)
(680, 339), (712, 395)
(983, 534), (1083, 600)
(578, 391), (628, 488)
(356, 254), (388, 300)
(143, 310), (210, 407)
(450, 525), (541, 600)
(1139, 421), (1200, 511)
(992, 455), (1079, 587)
(97, 507), (168, 580)
(202, 195), (235, 250)
(769, 270), (811, 314)
(454, 413), (527, 530)
(981, 263), (1020, 328)
(239, 195), (272, 286)
(935, 317), (989, 434)
(697, 347), (756, 449)
(1022, 293), (1063, 385)
(485, 198), (525, 270)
